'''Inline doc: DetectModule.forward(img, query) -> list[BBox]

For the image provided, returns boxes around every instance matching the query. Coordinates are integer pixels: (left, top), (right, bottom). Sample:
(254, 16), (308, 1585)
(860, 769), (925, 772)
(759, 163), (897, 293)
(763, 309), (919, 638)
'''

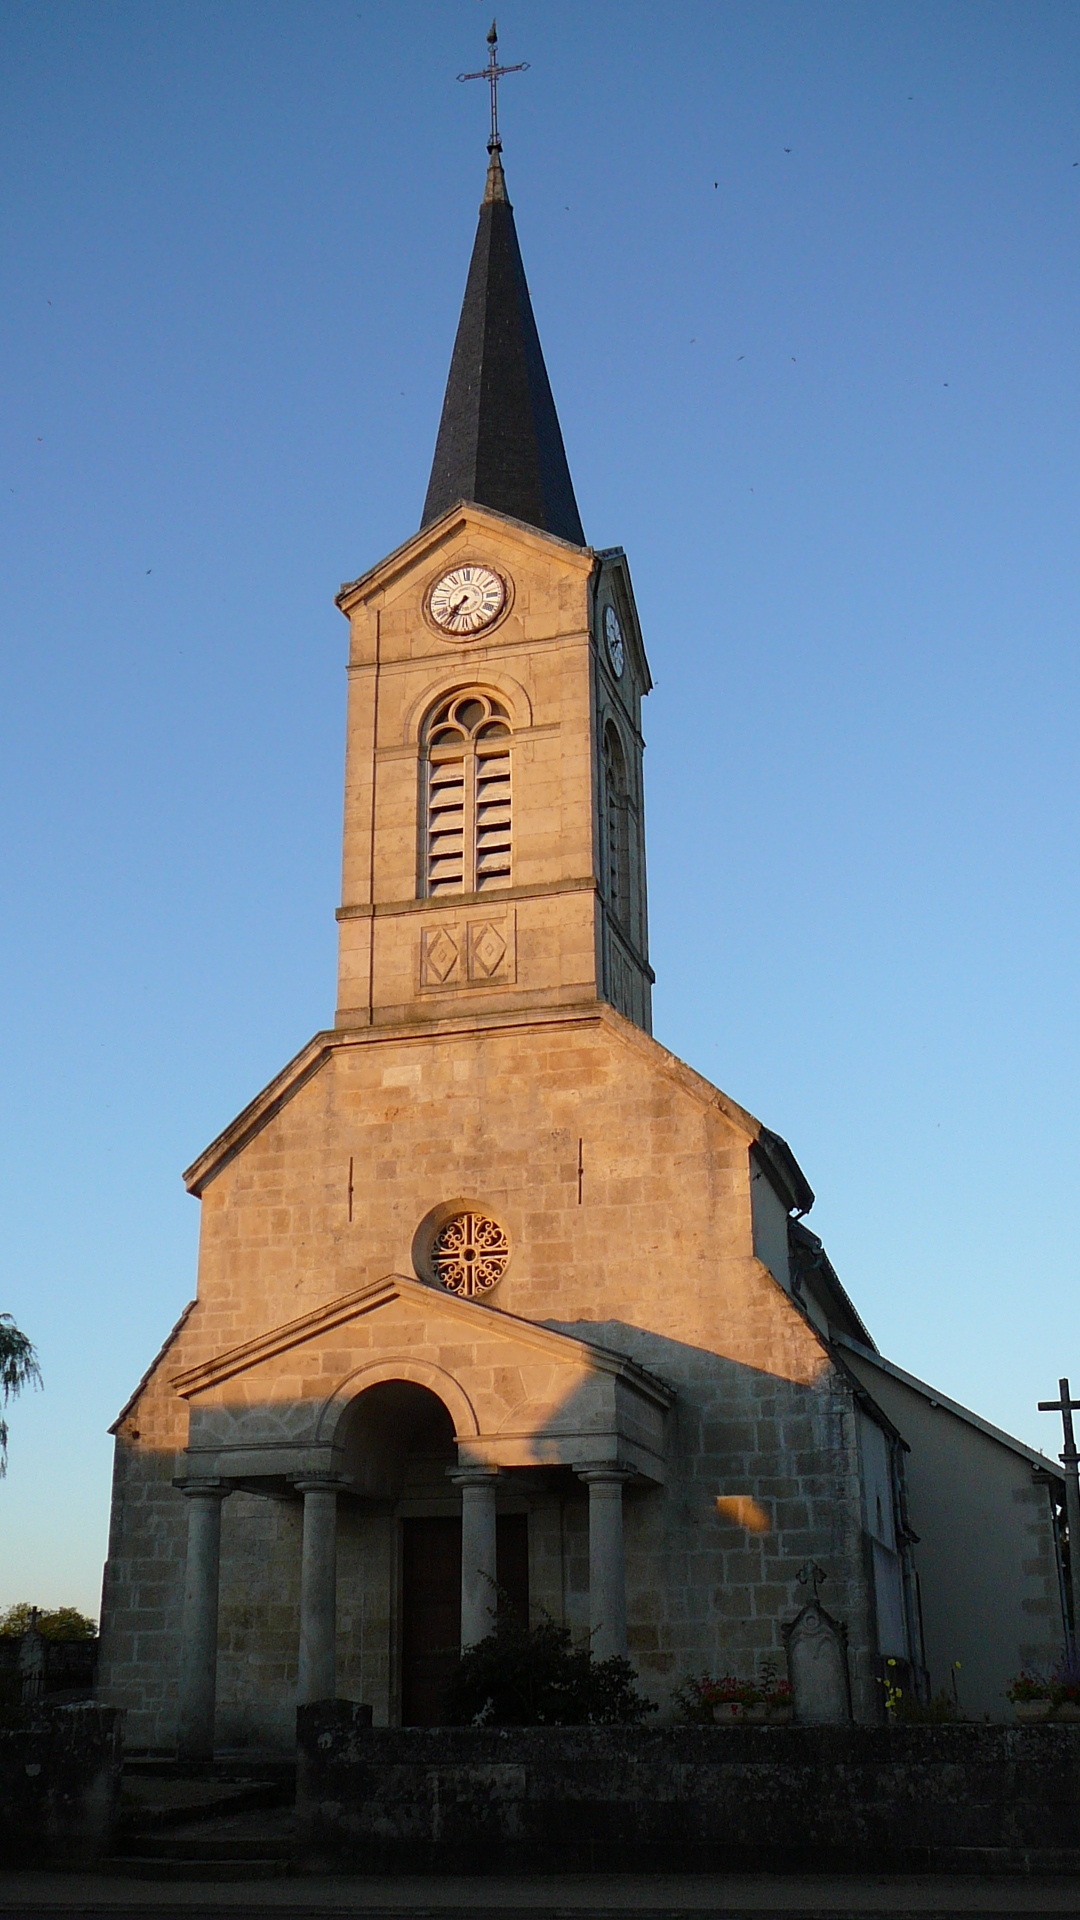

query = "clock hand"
(448, 596), (469, 617)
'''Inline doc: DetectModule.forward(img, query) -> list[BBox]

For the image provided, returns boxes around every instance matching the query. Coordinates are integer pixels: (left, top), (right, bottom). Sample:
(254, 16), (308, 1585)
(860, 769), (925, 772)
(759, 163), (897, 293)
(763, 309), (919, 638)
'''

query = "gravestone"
(782, 1562), (852, 1725)
(17, 1620), (45, 1706)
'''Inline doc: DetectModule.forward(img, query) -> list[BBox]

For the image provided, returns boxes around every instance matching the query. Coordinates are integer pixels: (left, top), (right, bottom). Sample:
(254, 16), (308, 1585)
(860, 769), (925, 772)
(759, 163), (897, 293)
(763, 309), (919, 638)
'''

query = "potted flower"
(764, 1678), (793, 1724)
(1006, 1670), (1052, 1721)
(674, 1668), (790, 1725)
(673, 1674), (761, 1722)
(1050, 1652), (1080, 1722)
(673, 1673), (741, 1722)
(711, 1676), (757, 1723)
(741, 1682), (768, 1723)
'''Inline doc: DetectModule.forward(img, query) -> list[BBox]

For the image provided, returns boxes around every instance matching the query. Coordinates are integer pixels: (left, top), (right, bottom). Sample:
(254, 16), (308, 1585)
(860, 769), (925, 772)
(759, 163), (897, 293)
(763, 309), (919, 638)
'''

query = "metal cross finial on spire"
(457, 19), (529, 154)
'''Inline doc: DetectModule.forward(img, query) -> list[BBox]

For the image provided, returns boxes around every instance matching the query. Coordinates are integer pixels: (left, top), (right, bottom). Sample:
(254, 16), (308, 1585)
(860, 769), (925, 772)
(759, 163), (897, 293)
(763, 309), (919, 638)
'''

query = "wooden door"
(401, 1517), (461, 1727)
(400, 1513), (530, 1725)
(496, 1512), (529, 1625)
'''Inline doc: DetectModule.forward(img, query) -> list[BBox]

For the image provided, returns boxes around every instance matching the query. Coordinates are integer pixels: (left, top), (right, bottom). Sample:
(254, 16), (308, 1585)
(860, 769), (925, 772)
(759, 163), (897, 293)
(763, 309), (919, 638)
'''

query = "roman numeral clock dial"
(603, 604), (625, 677)
(428, 565), (507, 636)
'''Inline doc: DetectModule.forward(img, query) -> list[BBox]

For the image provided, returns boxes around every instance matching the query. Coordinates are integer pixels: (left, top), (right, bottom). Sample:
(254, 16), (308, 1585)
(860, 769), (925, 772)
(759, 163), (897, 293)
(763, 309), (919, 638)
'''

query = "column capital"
(291, 1476), (346, 1494)
(174, 1478), (231, 1500)
(575, 1464), (634, 1487)
(447, 1465), (500, 1488)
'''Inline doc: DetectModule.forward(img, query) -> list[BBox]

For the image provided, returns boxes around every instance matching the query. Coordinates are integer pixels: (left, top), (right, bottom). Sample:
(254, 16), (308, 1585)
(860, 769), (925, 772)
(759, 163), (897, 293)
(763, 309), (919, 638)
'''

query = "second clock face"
(603, 604), (626, 677)
(429, 565), (506, 636)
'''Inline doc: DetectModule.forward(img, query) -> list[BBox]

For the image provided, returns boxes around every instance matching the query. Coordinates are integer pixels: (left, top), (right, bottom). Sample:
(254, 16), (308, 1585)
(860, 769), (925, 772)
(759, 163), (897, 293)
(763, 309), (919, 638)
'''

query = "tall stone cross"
(458, 20), (529, 154)
(1038, 1376), (1080, 1650)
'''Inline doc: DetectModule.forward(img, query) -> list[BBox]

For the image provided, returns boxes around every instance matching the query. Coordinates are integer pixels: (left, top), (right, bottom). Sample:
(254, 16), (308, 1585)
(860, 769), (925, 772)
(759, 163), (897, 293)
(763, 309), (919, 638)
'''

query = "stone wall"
(0, 1705), (124, 1868)
(295, 1706), (1080, 1874)
(841, 1342), (1065, 1713)
(97, 1440), (185, 1750)
(99, 1008), (885, 1749)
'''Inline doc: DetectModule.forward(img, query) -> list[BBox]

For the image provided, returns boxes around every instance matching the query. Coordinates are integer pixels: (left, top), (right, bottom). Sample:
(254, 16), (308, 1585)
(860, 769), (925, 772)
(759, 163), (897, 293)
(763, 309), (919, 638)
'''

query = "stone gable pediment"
(334, 502), (592, 618)
(182, 1007), (808, 1207)
(173, 1272), (671, 1490)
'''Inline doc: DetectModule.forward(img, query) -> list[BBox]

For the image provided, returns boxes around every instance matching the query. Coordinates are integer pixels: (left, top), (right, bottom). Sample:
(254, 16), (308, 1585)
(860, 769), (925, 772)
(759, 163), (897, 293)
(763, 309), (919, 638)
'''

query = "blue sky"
(2, 0), (1079, 1614)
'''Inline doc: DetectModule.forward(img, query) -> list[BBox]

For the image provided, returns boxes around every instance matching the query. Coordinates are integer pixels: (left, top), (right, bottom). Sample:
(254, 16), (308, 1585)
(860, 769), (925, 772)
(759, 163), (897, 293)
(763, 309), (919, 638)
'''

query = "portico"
(169, 1273), (671, 1756)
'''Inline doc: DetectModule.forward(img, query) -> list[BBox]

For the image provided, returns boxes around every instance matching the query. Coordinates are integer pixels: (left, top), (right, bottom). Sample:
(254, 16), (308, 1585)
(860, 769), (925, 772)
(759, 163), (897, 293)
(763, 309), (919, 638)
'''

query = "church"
(97, 118), (1066, 1755)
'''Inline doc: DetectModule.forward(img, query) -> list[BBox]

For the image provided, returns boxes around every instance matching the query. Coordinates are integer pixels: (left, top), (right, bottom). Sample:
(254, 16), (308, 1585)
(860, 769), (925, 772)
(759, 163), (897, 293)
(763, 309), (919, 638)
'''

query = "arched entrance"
(339, 1379), (528, 1724)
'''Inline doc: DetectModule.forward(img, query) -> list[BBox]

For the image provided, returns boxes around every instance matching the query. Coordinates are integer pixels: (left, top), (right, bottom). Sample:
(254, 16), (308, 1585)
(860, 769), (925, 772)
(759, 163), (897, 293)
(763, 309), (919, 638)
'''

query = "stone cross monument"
(1038, 1377), (1080, 1650)
(783, 1562), (853, 1725)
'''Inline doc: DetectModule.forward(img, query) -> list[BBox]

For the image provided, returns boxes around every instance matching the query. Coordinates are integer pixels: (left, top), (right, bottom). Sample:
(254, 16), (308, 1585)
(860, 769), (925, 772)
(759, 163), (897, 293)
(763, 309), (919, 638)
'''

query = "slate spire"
(421, 144), (585, 546)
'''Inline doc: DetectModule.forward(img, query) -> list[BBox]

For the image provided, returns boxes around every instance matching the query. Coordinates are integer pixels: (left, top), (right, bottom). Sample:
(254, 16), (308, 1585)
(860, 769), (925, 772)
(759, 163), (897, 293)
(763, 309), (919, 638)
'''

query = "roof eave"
(754, 1125), (815, 1216)
(833, 1331), (1065, 1479)
(336, 500), (592, 616)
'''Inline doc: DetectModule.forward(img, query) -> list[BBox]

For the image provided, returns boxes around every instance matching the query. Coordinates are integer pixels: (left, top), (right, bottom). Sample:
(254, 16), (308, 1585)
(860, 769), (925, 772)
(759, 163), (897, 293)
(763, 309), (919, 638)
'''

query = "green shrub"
(443, 1612), (657, 1726)
(0, 1604), (96, 1641)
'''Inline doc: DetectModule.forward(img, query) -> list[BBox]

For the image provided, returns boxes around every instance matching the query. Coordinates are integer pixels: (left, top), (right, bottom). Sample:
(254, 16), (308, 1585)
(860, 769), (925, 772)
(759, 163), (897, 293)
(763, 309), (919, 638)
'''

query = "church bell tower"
(334, 136), (653, 1035)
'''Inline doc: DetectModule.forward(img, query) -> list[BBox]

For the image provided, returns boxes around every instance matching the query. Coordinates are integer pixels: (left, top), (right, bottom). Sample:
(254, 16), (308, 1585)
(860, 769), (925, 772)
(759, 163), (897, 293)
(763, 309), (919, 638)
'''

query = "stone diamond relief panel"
(420, 926), (461, 987)
(418, 910), (516, 993)
(468, 920), (507, 980)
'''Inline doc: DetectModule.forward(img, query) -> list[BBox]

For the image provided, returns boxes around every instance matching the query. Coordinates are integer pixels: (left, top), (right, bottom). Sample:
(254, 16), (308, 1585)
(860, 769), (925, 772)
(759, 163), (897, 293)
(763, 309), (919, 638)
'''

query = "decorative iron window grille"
(431, 1211), (510, 1297)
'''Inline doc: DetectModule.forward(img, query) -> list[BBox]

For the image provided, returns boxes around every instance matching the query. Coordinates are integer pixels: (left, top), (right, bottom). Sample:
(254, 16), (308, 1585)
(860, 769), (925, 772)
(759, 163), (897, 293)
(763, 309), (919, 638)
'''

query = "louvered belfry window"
(604, 721), (631, 929)
(424, 693), (512, 896)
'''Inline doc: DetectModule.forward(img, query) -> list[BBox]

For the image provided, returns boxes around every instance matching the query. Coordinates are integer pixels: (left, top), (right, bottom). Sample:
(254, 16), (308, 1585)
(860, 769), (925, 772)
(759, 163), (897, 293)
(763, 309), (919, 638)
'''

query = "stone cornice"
(170, 1269), (675, 1408)
(182, 1033), (335, 1195)
(336, 502), (593, 616)
(335, 875), (598, 922)
(182, 1002), (811, 1216)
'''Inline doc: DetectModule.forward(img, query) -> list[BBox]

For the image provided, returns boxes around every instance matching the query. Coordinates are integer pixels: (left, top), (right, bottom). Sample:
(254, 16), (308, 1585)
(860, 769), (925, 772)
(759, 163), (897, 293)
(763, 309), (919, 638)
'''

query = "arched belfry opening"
(422, 691), (513, 899)
(603, 720), (632, 933)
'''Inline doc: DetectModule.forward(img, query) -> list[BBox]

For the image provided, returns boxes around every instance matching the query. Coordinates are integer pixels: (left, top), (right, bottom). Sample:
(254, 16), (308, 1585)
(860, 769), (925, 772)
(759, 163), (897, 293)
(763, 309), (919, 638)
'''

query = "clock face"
(603, 604), (625, 677)
(429, 565), (506, 637)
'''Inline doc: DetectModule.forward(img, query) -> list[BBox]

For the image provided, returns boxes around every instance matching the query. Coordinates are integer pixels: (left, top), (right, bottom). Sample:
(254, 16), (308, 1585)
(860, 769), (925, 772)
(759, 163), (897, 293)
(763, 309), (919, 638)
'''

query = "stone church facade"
(97, 141), (1065, 1755)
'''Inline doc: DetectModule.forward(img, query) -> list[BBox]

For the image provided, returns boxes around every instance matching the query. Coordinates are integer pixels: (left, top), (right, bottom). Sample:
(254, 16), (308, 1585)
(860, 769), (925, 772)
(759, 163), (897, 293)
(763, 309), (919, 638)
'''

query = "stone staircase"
(109, 1756), (296, 1880)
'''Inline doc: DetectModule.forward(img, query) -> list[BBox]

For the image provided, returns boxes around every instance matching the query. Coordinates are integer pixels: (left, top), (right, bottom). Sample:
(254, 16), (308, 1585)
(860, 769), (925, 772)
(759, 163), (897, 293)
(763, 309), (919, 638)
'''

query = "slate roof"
(421, 148), (585, 546)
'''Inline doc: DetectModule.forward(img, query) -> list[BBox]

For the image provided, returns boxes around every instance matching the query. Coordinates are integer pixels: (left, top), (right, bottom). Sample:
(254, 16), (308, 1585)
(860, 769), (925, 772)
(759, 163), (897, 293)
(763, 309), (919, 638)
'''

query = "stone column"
(176, 1481), (229, 1762)
(578, 1467), (633, 1662)
(450, 1467), (499, 1650)
(296, 1480), (340, 1705)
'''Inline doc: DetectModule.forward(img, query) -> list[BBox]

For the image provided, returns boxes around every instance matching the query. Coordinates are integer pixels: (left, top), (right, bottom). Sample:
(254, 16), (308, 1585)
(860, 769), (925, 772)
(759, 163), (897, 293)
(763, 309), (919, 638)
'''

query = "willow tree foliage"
(0, 1315), (41, 1477)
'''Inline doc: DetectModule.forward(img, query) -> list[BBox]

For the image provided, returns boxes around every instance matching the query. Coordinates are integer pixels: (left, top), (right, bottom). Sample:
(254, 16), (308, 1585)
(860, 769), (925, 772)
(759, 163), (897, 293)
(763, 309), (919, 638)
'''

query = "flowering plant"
(673, 1673), (760, 1720)
(1005, 1669), (1051, 1703)
(763, 1678), (793, 1708)
(674, 1665), (792, 1722)
(879, 1656), (904, 1717)
(1050, 1651), (1080, 1707)
(754, 1656), (791, 1709)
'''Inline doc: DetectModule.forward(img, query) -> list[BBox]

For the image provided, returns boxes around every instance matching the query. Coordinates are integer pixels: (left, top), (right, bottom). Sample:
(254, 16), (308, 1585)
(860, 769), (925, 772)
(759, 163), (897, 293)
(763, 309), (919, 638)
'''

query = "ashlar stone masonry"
(97, 139), (1065, 1755)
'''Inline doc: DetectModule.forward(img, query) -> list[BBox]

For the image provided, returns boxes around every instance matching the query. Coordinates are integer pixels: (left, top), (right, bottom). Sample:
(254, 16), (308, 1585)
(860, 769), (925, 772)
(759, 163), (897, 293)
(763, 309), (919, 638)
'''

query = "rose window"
(431, 1212), (509, 1297)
